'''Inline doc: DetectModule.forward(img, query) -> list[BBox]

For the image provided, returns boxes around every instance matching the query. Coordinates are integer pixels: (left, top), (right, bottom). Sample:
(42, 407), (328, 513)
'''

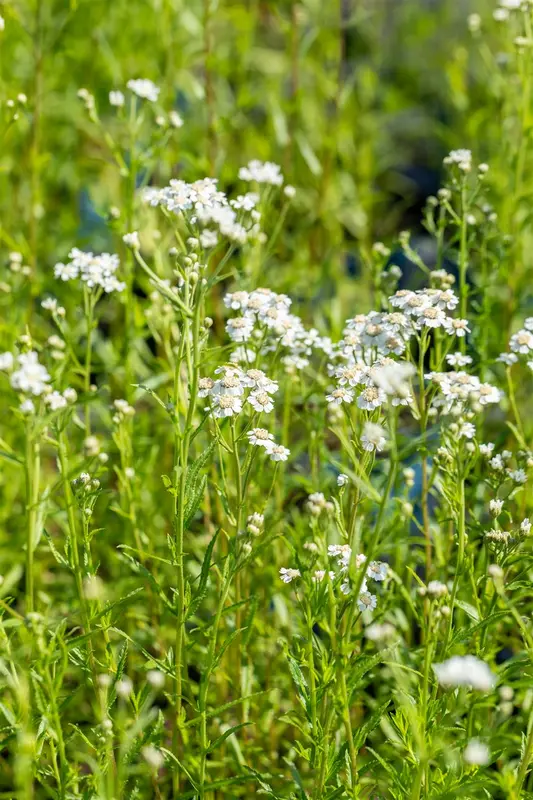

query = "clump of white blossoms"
(145, 176), (260, 245)
(361, 421), (388, 452)
(433, 655), (496, 691)
(54, 249), (125, 293)
(126, 78), (160, 102)
(223, 288), (330, 371)
(201, 366), (289, 463)
(238, 159), (284, 186)
(3, 351), (51, 396)
(463, 739), (490, 766)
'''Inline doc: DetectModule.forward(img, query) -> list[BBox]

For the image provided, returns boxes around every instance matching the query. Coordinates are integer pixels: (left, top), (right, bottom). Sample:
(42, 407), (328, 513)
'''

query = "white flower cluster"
(499, 318), (533, 371)
(389, 288), (468, 335)
(145, 178), (260, 245)
(443, 149), (473, 173)
(327, 544), (388, 610)
(326, 357), (414, 411)
(238, 159), (284, 186)
(433, 655), (496, 692)
(54, 249), (125, 293)
(1, 351), (50, 397)
(126, 78), (160, 102)
(426, 370), (502, 415)
(200, 366), (289, 462)
(223, 288), (331, 371)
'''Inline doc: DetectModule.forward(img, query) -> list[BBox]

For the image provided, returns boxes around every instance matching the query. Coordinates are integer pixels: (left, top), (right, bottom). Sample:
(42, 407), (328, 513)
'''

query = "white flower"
(169, 110), (183, 128)
(508, 468), (527, 484)
(247, 428), (275, 448)
(0, 352), (14, 371)
(226, 316), (255, 343)
(444, 149), (473, 172)
(520, 518), (531, 535)
(357, 386), (386, 411)
(361, 422), (387, 452)
(127, 78), (160, 102)
(357, 592), (377, 612)
(446, 352), (472, 367)
(142, 745), (164, 770)
(115, 676), (133, 698)
(211, 394), (242, 418)
(279, 567), (300, 583)
(198, 377), (215, 397)
(367, 561), (388, 581)
(337, 473), (349, 487)
(269, 445), (290, 462)
(427, 580), (448, 597)
(372, 361), (415, 398)
(11, 351), (51, 396)
(498, 352), (518, 366)
(44, 391), (68, 411)
(489, 499), (504, 517)
(239, 160), (283, 186)
(326, 387), (354, 406)
(200, 229), (218, 249)
(433, 655), (496, 691)
(109, 90), (125, 107)
(463, 739), (490, 766)
(365, 622), (395, 641)
(20, 399), (35, 414)
(248, 390), (274, 413)
(479, 443), (495, 456)
(443, 318), (470, 337)
(123, 231), (140, 249)
(459, 422), (476, 439)
(510, 329), (533, 354)
(54, 249), (124, 293)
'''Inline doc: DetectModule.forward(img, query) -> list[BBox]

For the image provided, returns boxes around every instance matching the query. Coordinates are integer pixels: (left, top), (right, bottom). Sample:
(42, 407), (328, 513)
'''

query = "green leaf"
(186, 529), (220, 620)
(206, 722), (251, 754)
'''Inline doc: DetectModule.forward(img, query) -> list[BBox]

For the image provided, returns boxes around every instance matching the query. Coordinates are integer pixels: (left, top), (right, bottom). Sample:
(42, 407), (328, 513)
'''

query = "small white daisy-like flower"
(520, 518), (531, 535)
(44, 391), (68, 411)
(248, 390), (274, 413)
(269, 445), (290, 462)
(444, 318), (470, 337)
(211, 394), (243, 418)
(0, 352), (14, 371)
(337, 473), (349, 487)
(433, 655), (495, 691)
(226, 316), (255, 342)
(239, 160), (284, 186)
(198, 377), (215, 397)
(246, 428), (275, 449)
(109, 90), (125, 107)
(508, 468), (527, 484)
(463, 739), (490, 766)
(446, 352), (472, 367)
(20, 399), (35, 414)
(367, 561), (388, 581)
(123, 231), (140, 249)
(127, 78), (160, 102)
(427, 580), (448, 597)
(489, 499), (504, 517)
(510, 329), (533, 354)
(357, 592), (377, 612)
(10, 351), (51, 396)
(479, 443), (495, 456)
(326, 387), (354, 406)
(357, 386), (386, 411)
(498, 352), (518, 366)
(361, 421), (387, 452)
(459, 422), (476, 439)
(279, 567), (300, 583)
(476, 383), (502, 406)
